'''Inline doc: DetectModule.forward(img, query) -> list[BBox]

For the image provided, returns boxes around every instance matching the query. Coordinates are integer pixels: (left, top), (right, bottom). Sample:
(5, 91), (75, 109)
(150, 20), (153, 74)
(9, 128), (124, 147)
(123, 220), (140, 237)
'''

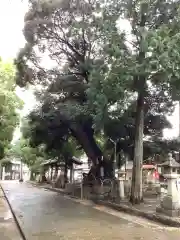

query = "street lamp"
(109, 138), (117, 178)
(19, 158), (23, 182)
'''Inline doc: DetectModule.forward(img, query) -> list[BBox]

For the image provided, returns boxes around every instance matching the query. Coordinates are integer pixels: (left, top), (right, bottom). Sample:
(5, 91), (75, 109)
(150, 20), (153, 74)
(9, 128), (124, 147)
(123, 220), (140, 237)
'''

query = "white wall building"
(1, 158), (31, 181)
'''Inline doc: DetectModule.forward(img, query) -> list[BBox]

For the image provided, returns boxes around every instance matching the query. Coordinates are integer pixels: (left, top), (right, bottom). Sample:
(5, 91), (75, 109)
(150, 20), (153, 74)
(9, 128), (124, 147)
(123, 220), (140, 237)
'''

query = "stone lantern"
(156, 153), (180, 217)
(117, 169), (126, 199)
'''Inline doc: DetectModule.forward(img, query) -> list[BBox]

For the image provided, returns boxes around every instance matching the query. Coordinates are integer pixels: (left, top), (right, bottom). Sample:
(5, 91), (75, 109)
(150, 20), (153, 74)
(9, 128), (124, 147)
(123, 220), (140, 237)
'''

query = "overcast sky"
(0, 0), (35, 111)
(0, 0), (36, 141)
(0, 0), (179, 140)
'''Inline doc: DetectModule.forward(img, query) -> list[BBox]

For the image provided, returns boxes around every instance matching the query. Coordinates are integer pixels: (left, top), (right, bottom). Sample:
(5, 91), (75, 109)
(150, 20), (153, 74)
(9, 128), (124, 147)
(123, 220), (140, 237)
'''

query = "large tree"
(123, 0), (180, 204)
(87, 0), (180, 203)
(15, 0), (129, 177)
(16, 0), (180, 203)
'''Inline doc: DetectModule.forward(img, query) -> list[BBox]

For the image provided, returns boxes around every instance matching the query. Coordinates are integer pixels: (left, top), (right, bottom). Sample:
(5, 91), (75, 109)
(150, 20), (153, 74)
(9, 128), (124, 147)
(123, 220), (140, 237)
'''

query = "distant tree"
(8, 139), (40, 167)
(0, 59), (23, 159)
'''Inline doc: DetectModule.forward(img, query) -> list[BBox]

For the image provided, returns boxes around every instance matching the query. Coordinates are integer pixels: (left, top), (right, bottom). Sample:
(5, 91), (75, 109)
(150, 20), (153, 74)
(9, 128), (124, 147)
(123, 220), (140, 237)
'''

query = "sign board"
(176, 178), (180, 192)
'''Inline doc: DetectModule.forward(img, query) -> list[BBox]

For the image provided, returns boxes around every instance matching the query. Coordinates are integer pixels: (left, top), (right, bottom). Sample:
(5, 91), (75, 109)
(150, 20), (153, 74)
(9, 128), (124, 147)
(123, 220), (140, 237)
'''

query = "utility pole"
(19, 158), (23, 182)
(0, 163), (2, 180)
(109, 138), (117, 178)
(179, 101), (180, 162)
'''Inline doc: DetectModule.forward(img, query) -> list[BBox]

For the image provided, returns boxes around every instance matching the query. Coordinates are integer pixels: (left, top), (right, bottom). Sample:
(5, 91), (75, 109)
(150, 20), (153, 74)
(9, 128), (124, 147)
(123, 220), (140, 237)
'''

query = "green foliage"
(8, 138), (44, 167)
(14, 0), (131, 165)
(18, 113), (83, 164)
(25, 112), (83, 160)
(15, 0), (129, 115)
(0, 60), (23, 159)
(0, 158), (12, 168)
(87, 0), (180, 128)
(84, 0), (180, 169)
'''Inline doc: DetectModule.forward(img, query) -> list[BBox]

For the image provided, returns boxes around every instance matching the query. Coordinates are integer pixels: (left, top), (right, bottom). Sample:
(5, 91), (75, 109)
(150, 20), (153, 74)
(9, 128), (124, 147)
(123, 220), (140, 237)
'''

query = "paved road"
(1, 181), (180, 240)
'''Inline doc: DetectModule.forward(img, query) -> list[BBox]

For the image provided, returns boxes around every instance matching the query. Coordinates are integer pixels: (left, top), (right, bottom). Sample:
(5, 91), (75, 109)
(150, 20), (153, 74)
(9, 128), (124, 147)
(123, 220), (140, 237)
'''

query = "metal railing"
(81, 173), (116, 200)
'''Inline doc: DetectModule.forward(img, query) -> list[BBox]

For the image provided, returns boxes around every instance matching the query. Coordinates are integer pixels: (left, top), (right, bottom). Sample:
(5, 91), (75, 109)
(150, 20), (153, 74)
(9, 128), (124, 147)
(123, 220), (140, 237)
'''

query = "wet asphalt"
(1, 181), (180, 240)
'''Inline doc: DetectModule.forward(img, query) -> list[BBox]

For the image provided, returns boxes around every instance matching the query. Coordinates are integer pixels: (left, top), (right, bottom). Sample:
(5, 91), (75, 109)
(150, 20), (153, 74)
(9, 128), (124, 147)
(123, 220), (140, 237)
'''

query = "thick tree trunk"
(70, 123), (112, 178)
(64, 159), (68, 186)
(53, 165), (58, 180)
(0, 163), (2, 180)
(30, 171), (35, 181)
(130, 5), (146, 204)
(130, 91), (144, 204)
(50, 166), (53, 181)
(70, 123), (101, 163)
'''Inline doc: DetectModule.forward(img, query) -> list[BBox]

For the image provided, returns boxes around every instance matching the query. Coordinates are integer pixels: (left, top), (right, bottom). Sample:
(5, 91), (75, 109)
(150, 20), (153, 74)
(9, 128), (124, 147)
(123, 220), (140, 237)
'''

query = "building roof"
(71, 156), (83, 165)
(41, 156), (83, 166)
(121, 161), (133, 170)
(158, 159), (180, 168)
(121, 161), (157, 171)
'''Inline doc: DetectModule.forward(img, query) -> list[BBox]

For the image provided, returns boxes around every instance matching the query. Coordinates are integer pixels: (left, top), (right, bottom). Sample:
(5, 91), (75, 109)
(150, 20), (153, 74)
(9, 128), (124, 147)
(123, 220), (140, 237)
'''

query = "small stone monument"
(156, 153), (180, 217)
(118, 169), (126, 199)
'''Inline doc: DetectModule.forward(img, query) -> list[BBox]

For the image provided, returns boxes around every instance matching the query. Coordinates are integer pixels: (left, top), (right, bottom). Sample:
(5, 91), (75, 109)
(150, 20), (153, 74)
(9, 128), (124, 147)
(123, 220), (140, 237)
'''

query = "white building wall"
(2, 159), (31, 181)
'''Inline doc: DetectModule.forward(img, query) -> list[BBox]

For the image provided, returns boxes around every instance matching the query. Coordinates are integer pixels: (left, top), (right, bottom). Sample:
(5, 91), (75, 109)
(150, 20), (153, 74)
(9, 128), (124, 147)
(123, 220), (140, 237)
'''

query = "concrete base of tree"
(156, 205), (180, 217)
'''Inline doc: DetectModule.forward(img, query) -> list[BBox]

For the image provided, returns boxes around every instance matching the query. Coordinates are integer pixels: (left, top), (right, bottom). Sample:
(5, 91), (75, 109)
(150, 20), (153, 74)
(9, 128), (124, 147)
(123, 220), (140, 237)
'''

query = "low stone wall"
(124, 180), (131, 196)
(63, 182), (115, 200)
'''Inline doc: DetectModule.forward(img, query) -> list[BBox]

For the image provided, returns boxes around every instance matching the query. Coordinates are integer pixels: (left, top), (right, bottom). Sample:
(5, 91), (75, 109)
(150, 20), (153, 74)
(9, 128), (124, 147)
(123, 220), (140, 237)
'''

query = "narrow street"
(1, 181), (180, 240)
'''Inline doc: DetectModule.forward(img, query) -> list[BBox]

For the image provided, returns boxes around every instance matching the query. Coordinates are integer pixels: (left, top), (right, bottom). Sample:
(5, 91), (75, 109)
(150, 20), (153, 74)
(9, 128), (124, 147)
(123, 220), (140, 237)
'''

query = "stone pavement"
(0, 186), (22, 240)
(1, 180), (180, 240)
(31, 181), (180, 227)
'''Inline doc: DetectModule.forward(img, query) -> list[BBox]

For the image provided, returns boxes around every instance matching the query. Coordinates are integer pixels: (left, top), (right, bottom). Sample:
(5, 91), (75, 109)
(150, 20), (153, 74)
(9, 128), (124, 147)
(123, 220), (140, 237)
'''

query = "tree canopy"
(13, 115), (83, 169)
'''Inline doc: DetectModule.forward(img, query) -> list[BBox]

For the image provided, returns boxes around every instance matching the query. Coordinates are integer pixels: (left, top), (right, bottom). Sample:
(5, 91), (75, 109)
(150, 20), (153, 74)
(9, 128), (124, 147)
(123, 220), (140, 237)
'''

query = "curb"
(0, 184), (27, 240)
(94, 200), (180, 228)
(44, 186), (81, 200)
(38, 184), (180, 228)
